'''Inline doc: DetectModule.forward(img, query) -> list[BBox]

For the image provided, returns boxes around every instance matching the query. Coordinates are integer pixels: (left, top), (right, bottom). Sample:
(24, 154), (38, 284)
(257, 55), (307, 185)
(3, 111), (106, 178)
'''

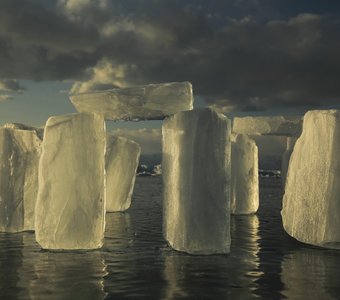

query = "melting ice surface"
(1, 177), (340, 299)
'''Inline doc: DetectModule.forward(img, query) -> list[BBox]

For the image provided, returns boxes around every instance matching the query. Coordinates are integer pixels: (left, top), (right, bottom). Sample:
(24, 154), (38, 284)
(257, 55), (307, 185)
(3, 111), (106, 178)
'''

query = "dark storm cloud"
(0, 0), (340, 110)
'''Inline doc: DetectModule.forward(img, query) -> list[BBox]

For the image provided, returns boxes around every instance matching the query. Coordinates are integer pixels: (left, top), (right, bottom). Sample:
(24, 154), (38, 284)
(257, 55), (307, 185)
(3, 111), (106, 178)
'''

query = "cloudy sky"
(1, 0), (340, 152)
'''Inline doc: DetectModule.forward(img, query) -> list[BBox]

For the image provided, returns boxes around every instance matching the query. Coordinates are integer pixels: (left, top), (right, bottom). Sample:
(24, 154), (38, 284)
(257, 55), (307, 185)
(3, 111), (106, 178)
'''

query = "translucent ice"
(0, 127), (41, 232)
(281, 137), (297, 188)
(69, 82), (193, 121)
(162, 108), (231, 255)
(233, 116), (302, 136)
(35, 113), (106, 250)
(231, 134), (259, 215)
(106, 135), (140, 212)
(282, 110), (340, 249)
(3, 123), (44, 140)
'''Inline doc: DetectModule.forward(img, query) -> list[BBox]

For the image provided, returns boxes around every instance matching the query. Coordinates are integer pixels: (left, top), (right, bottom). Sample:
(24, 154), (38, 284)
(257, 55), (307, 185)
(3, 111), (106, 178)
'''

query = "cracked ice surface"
(233, 116), (302, 137)
(35, 113), (106, 250)
(162, 108), (231, 255)
(282, 110), (340, 249)
(106, 135), (140, 212)
(0, 127), (41, 232)
(231, 134), (259, 215)
(69, 82), (193, 121)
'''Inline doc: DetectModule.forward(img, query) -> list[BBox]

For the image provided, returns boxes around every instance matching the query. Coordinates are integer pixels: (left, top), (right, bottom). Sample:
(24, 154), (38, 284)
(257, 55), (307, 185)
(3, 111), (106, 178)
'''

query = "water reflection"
(162, 214), (262, 299)
(0, 233), (23, 299)
(2, 177), (340, 299)
(282, 248), (340, 300)
(20, 233), (107, 300)
(103, 178), (166, 299)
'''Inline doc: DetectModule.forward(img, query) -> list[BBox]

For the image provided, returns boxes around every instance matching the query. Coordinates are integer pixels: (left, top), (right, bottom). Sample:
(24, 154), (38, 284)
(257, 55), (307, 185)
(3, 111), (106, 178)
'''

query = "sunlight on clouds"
(70, 60), (136, 94)
(0, 79), (24, 93)
(0, 95), (13, 102)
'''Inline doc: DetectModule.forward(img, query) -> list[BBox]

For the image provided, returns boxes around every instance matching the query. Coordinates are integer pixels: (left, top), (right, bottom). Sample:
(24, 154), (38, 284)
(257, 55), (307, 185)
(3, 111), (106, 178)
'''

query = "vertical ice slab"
(282, 110), (340, 249)
(106, 135), (140, 212)
(35, 113), (106, 250)
(69, 82), (194, 121)
(231, 134), (259, 215)
(162, 108), (231, 255)
(0, 127), (41, 232)
(281, 137), (297, 188)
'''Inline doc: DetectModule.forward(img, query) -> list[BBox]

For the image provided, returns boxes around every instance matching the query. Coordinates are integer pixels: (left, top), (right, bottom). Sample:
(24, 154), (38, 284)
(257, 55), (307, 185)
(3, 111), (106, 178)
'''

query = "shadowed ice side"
(69, 82), (193, 121)
(0, 126), (41, 233)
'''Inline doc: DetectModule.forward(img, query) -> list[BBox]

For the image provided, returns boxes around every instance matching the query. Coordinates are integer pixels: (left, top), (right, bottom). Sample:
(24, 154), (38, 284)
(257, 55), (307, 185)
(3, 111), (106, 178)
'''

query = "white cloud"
(0, 79), (24, 93)
(70, 60), (137, 94)
(0, 95), (13, 102)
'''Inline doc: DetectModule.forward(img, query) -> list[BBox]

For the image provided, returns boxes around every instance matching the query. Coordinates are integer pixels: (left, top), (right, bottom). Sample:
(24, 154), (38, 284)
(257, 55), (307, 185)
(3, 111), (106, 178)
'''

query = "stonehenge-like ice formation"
(162, 108), (231, 255)
(233, 116), (302, 137)
(35, 113), (106, 250)
(231, 134), (259, 215)
(106, 135), (141, 212)
(282, 110), (340, 249)
(0, 126), (41, 232)
(69, 82), (193, 121)
(281, 137), (297, 188)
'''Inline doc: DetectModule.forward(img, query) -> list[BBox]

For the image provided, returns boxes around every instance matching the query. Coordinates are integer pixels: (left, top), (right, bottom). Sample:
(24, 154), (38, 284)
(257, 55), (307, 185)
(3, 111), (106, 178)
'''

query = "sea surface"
(1, 177), (340, 300)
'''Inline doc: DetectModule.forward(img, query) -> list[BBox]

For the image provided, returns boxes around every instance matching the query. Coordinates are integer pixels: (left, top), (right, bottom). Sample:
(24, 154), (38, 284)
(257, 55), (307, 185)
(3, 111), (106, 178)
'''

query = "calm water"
(1, 177), (340, 300)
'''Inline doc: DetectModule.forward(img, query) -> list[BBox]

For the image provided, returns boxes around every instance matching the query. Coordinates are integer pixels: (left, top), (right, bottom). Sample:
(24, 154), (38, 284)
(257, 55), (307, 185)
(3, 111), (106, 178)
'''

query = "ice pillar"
(105, 135), (140, 212)
(0, 127), (41, 232)
(231, 134), (259, 215)
(35, 113), (106, 250)
(162, 108), (231, 255)
(282, 110), (340, 249)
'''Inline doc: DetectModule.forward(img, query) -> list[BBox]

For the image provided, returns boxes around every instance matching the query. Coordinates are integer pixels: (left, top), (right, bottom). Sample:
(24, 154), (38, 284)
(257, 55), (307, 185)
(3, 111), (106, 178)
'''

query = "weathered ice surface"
(106, 135), (140, 212)
(281, 137), (297, 188)
(2, 123), (44, 140)
(231, 134), (259, 215)
(0, 127), (41, 232)
(69, 82), (193, 121)
(35, 113), (106, 250)
(282, 110), (340, 249)
(162, 108), (231, 255)
(233, 116), (302, 136)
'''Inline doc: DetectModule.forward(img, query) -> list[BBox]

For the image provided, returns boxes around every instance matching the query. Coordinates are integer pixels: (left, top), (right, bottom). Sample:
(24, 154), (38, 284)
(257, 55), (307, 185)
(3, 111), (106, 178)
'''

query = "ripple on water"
(1, 176), (340, 299)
